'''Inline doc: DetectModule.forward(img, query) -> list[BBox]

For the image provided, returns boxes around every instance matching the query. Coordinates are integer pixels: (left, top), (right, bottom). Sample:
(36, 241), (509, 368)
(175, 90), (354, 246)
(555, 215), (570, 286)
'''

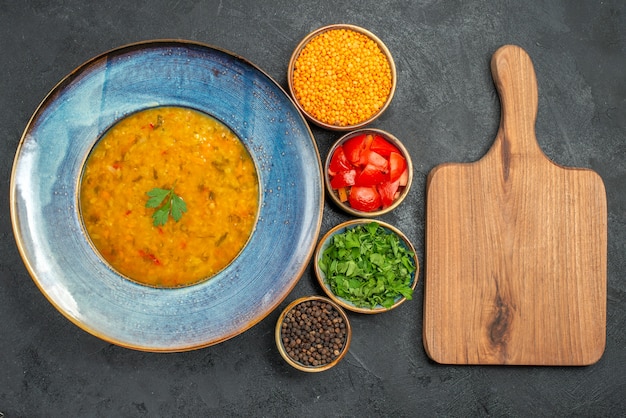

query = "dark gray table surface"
(1, 1), (624, 416)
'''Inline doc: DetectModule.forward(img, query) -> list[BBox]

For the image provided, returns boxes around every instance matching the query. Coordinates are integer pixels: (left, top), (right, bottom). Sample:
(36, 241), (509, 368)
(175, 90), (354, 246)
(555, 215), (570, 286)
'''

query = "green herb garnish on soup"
(145, 185), (187, 226)
(318, 222), (415, 309)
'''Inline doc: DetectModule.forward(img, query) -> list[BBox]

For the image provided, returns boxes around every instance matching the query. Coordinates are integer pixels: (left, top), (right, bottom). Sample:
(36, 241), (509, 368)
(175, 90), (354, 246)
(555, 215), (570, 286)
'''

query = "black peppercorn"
(280, 299), (348, 367)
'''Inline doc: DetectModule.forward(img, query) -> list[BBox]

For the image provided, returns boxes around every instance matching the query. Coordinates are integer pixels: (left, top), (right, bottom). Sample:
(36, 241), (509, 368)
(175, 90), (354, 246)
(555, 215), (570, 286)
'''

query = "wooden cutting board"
(423, 45), (607, 365)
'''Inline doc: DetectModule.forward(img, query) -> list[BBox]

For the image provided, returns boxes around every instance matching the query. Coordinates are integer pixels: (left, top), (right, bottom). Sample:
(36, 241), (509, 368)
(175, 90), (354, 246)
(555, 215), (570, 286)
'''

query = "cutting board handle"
(490, 45), (542, 158)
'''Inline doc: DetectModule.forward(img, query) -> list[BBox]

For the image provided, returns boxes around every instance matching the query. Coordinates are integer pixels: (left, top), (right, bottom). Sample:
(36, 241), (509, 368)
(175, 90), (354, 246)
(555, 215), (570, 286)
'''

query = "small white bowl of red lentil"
(324, 128), (413, 216)
(287, 24), (397, 131)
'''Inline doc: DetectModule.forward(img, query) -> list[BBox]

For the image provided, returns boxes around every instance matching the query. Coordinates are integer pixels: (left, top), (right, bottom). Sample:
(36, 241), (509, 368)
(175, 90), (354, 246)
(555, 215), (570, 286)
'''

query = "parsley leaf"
(146, 188), (170, 208)
(145, 185), (187, 226)
(319, 222), (416, 309)
(169, 194), (187, 222)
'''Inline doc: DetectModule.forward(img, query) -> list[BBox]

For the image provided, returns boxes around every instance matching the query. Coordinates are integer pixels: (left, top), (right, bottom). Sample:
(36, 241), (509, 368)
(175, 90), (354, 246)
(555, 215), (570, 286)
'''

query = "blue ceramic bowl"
(10, 40), (324, 351)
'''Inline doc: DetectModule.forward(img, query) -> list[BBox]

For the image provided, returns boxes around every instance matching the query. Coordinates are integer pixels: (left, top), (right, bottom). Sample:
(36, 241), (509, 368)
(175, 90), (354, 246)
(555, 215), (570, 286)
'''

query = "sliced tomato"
(370, 135), (400, 157)
(389, 151), (407, 183)
(364, 150), (388, 170)
(398, 167), (409, 186)
(348, 186), (381, 212)
(342, 134), (367, 165)
(328, 145), (352, 176)
(355, 163), (387, 187)
(378, 179), (400, 208)
(329, 169), (357, 189)
(357, 134), (374, 166)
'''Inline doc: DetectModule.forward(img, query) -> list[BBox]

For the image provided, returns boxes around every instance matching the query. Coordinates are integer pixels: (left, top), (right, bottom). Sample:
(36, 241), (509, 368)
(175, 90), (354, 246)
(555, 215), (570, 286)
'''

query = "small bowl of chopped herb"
(314, 219), (419, 314)
(325, 128), (413, 216)
(275, 296), (352, 372)
(287, 24), (396, 131)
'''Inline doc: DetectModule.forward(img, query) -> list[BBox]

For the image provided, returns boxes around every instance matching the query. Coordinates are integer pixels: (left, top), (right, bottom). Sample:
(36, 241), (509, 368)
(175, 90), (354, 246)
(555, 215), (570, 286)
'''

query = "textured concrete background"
(1, 1), (624, 416)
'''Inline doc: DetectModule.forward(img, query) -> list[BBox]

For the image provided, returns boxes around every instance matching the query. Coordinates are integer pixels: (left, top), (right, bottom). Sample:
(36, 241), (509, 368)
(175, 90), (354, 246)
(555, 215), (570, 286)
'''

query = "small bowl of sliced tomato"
(325, 128), (412, 216)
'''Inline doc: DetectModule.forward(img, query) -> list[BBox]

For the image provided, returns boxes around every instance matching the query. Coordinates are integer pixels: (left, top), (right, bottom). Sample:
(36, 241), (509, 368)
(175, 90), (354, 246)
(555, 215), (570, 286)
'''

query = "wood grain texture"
(423, 45), (607, 365)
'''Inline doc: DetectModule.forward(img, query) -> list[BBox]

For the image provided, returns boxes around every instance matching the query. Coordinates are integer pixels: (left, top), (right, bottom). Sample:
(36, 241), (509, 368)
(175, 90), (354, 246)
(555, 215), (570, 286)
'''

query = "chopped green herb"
(319, 222), (415, 309)
(145, 185), (187, 226)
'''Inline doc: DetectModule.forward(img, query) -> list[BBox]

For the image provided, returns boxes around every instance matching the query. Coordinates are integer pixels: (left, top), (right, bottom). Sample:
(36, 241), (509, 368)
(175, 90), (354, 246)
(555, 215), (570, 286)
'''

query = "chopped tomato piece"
(357, 134), (375, 166)
(349, 186), (381, 212)
(355, 163), (387, 187)
(378, 180), (400, 208)
(364, 150), (388, 171)
(370, 135), (400, 157)
(398, 167), (409, 186)
(389, 152), (407, 182)
(342, 134), (367, 165)
(330, 169), (357, 189)
(328, 145), (352, 176)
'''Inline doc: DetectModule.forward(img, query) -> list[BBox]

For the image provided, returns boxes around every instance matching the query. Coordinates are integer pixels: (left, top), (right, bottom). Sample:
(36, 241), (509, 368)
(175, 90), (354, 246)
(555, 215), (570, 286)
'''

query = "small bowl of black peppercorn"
(275, 295), (352, 372)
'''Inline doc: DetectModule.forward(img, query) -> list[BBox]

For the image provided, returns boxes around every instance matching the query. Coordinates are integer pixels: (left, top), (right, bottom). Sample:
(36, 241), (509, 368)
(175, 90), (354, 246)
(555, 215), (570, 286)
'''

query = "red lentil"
(292, 28), (393, 127)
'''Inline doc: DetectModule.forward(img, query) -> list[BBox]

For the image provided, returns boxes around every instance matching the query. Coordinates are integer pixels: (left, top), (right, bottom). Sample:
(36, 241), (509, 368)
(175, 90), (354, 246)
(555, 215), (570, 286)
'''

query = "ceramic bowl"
(324, 128), (413, 217)
(314, 219), (419, 314)
(275, 296), (352, 372)
(287, 24), (397, 131)
(10, 40), (324, 352)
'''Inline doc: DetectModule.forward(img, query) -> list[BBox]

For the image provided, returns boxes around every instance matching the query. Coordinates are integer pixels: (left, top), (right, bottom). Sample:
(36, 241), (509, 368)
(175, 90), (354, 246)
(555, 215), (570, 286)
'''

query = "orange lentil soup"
(80, 106), (259, 288)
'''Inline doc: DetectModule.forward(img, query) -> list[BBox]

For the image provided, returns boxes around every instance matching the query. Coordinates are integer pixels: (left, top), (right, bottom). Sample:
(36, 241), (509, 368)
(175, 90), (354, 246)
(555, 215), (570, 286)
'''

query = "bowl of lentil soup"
(287, 24), (396, 131)
(80, 106), (260, 288)
(275, 296), (352, 372)
(11, 40), (324, 352)
(325, 128), (413, 216)
(314, 219), (419, 314)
